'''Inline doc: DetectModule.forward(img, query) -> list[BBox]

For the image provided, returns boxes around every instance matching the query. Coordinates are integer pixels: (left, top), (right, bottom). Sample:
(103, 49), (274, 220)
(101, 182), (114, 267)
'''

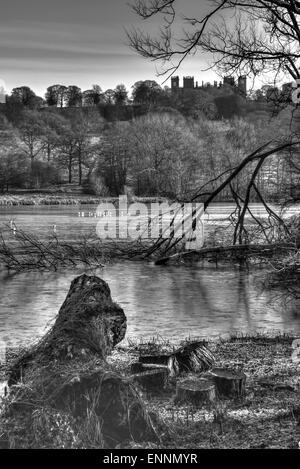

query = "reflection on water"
(0, 262), (299, 348)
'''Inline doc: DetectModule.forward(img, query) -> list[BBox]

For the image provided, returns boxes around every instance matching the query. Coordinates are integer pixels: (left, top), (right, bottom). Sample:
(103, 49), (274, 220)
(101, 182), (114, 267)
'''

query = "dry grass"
(0, 193), (103, 206)
(1, 333), (300, 448)
(109, 333), (300, 449)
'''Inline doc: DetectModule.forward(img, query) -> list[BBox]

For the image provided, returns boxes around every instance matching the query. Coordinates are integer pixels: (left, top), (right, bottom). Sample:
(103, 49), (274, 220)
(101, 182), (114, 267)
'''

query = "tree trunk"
(30, 154), (34, 185)
(3, 275), (160, 448)
(78, 148), (82, 186)
(47, 143), (51, 163)
(68, 155), (72, 183)
(8, 274), (127, 386)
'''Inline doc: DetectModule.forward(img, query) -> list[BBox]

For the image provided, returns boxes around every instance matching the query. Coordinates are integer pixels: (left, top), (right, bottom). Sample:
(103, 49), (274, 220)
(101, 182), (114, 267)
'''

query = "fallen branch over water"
(155, 243), (297, 265)
(0, 224), (153, 271)
(147, 140), (300, 261)
(0, 224), (108, 271)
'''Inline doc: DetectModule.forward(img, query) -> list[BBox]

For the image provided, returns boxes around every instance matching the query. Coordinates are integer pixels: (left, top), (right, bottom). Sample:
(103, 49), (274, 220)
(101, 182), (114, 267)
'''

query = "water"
(0, 202), (298, 241)
(0, 261), (299, 348)
(0, 204), (299, 348)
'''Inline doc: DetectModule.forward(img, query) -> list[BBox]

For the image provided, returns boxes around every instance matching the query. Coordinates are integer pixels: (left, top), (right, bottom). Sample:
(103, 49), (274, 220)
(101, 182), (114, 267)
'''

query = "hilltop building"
(171, 75), (247, 97)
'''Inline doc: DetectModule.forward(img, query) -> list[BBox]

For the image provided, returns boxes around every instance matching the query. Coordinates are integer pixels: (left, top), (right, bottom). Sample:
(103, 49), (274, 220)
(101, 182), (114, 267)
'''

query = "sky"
(0, 0), (226, 98)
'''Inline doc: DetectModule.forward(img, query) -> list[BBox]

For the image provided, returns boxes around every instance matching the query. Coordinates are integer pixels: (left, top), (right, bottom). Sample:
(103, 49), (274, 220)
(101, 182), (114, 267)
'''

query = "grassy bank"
(1, 333), (300, 449)
(109, 334), (300, 449)
(0, 193), (106, 206)
(0, 193), (168, 206)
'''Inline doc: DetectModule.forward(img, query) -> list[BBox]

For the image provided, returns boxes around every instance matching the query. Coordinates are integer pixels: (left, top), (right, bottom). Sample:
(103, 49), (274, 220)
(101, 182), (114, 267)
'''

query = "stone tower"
(171, 76), (180, 91)
(238, 76), (247, 96)
(183, 76), (195, 89)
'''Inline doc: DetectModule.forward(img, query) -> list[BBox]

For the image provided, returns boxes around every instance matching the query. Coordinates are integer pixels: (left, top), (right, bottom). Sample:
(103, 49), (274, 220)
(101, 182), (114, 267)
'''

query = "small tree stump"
(175, 379), (216, 407)
(209, 368), (246, 398)
(131, 362), (169, 374)
(139, 353), (170, 366)
(131, 369), (169, 394)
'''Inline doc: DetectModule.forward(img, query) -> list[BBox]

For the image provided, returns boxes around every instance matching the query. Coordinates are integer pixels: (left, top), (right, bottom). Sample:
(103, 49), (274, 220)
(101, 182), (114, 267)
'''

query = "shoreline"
(0, 193), (169, 206)
(0, 193), (117, 206)
(1, 193), (294, 208)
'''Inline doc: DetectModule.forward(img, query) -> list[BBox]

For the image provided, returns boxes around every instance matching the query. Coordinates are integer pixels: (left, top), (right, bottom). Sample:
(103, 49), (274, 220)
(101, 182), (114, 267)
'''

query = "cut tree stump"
(131, 362), (169, 374)
(130, 369), (169, 394)
(138, 341), (215, 377)
(208, 368), (246, 398)
(138, 353), (170, 366)
(175, 378), (216, 407)
(4, 274), (159, 448)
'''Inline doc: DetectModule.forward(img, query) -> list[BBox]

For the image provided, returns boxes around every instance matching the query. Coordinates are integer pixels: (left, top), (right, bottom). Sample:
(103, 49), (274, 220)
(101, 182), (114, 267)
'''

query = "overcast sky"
(0, 0), (225, 98)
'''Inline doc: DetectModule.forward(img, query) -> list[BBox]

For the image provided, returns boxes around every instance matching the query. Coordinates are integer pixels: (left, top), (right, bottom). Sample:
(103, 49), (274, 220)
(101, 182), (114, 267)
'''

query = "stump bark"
(8, 274), (127, 386)
(208, 368), (246, 398)
(175, 378), (216, 407)
(3, 275), (160, 448)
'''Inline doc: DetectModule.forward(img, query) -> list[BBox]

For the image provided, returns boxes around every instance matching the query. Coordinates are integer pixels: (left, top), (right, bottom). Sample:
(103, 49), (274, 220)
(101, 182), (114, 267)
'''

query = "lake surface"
(0, 261), (299, 349)
(0, 203), (299, 348)
(0, 202), (299, 241)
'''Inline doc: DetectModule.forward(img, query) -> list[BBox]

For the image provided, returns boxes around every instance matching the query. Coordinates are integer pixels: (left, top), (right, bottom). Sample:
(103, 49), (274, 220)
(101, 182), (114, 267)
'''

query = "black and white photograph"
(0, 0), (300, 454)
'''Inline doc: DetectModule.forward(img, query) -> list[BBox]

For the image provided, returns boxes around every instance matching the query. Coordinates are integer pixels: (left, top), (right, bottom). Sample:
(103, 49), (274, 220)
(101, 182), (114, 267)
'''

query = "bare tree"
(127, 0), (300, 81)
(17, 110), (46, 175)
(0, 115), (26, 192)
(127, 1), (300, 261)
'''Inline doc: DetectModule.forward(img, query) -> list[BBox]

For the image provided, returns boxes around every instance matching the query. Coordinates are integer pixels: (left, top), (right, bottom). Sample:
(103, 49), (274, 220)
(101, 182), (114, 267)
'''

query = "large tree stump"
(175, 378), (216, 407)
(131, 369), (169, 394)
(3, 275), (160, 448)
(8, 274), (127, 386)
(208, 368), (246, 398)
(138, 341), (215, 376)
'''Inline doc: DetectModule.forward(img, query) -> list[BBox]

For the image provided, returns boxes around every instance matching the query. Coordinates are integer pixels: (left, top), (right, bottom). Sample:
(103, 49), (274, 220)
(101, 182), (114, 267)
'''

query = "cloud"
(0, 2), (220, 96)
(0, 21), (131, 58)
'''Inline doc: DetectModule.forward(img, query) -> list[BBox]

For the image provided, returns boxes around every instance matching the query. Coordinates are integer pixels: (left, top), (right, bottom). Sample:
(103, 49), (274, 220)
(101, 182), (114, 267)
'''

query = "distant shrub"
(30, 161), (61, 188)
(82, 173), (109, 196)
